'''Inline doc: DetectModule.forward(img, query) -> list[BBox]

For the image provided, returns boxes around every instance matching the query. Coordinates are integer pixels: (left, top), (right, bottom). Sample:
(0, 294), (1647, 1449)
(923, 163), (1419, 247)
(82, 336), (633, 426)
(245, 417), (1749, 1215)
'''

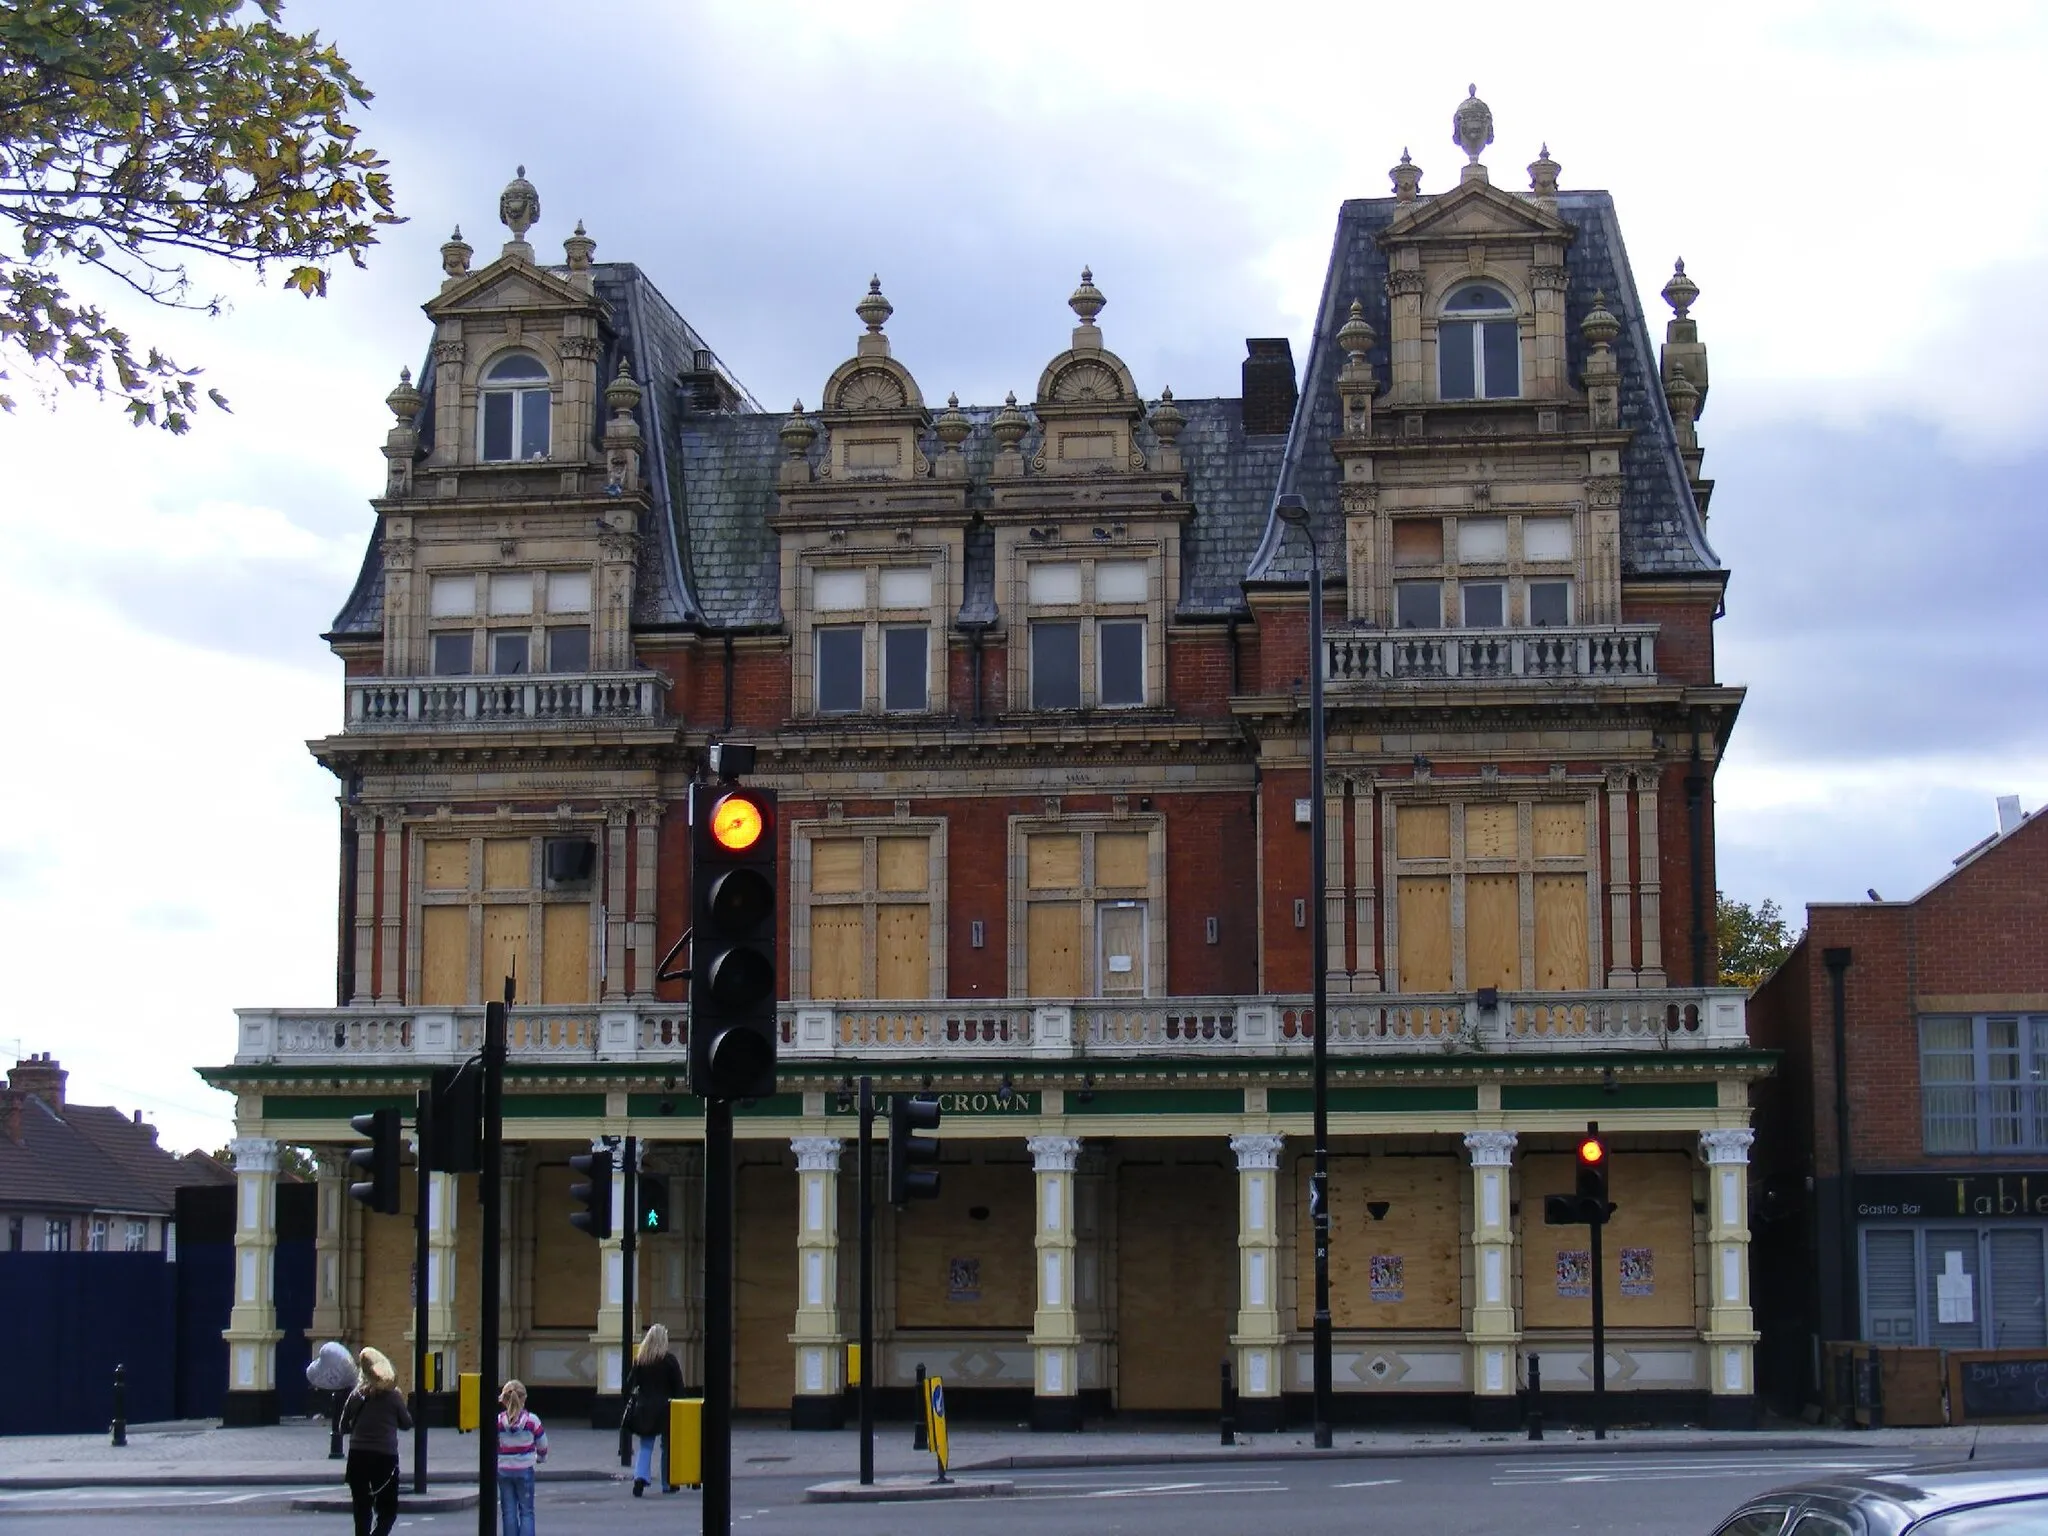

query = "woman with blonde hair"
(495, 1378), (548, 1535)
(624, 1323), (685, 1496)
(338, 1346), (412, 1536)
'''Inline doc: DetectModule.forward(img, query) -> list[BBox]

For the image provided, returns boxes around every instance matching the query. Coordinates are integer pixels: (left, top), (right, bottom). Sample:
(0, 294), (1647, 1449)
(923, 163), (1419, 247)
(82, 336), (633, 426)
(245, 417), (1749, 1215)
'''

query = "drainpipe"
(970, 628), (984, 724)
(1824, 946), (1855, 1340)
(1227, 616), (1242, 695)
(1686, 718), (1709, 985)
(721, 632), (735, 733)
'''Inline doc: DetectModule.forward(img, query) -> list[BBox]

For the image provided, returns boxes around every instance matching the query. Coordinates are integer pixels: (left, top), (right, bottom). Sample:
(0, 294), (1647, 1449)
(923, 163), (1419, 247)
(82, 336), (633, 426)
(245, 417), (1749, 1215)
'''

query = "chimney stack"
(0, 1089), (20, 1145)
(1997, 795), (2025, 836)
(1241, 339), (1298, 436)
(8, 1053), (66, 1111)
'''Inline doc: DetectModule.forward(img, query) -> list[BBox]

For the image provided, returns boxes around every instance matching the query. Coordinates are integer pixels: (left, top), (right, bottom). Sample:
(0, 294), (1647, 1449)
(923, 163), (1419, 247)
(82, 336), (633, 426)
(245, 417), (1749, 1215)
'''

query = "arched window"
(1438, 284), (1519, 401)
(479, 352), (552, 462)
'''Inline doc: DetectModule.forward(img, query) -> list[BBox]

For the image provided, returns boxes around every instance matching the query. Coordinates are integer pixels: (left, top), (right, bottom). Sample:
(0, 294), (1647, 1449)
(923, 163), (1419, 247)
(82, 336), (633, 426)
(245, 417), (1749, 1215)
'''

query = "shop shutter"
(1924, 1229), (1985, 1350)
(1863, 1228), (1918, 1344)
(1989, 1228), (2048, 1349)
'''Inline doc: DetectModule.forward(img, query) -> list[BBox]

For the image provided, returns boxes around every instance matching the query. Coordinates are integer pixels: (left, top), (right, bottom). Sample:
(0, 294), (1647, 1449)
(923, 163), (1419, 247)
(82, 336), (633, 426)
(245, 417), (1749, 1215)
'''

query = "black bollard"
(110, 1363), (127, 1448)
(1219, 1359), (1236, 1446)
(1526, 1352), (1543, 1442)
(913, 1364), (929, 1451)
(327, 1389), (344, 1460)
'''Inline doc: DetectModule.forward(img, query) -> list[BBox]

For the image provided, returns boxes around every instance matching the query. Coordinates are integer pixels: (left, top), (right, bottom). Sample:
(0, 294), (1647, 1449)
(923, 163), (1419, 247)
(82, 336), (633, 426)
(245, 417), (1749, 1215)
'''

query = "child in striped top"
(495, 1380), (547, 1536)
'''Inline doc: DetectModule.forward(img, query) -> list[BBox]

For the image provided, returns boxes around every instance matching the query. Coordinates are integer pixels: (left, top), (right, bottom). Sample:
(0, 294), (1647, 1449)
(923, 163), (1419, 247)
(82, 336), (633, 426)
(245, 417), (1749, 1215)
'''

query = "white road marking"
(1494, 1456), (1910, 1487)
(1332, 1477), (1403, 1488)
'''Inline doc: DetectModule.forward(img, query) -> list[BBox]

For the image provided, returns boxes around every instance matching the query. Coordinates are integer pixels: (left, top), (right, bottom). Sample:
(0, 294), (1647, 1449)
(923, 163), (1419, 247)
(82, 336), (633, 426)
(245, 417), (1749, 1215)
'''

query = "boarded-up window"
(1028, 834), (1083, 890)
(801, 831), (937, 1001)
(877, 838), (927, 893)
(424, 840), (469, 890)
(1520, 1151), (1694, 1328)
(1027, 902), (1084, 996)
(895, 1162), (1033, 1328)
(809, 909), (864, 1001)
(1096, 833), (1148, 890)
(1397, 806), (1450, 860)
(484, 839), (528, 891)
(1397, 877), (1452, 991)
(1533, 803), (1585, 858)
(1393, 519), (1445, 567)
(1099, 903), (1146, 995)
(1465, 874), (1519, 991)
(876, 906), (930, 999)
(1020, 825), (1160, 998)
(482, 906), (527, 1000)
(413, 829), (596, 1006)
(1534, 874), (1589, 990)
(1302, 1154), (1461, 1328)
(1466, 804), (1516, 860)
(530, 1163), (597, 1329)
(811, 840), (863, 895)
(420, 906), (468, 1006)
(541, 903), (591, 1004)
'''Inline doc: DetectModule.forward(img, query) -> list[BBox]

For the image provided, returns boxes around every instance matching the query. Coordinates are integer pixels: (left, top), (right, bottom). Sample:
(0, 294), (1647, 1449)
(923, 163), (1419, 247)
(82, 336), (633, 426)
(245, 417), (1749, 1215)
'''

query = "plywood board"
(1519, 1152), (1696, 1329)
(810, 839), (863, 895)
(895, 1162), (1034, 1329)
(1534, 874), (1589, 991)
(1027, 902), (1084, 997)
(541, 903), (591, 1005)
(1028, 834), (1082, 890)
(484, 839), (529, 891)
(423, 839), (469, 891)
(530, 1163), (596, 1329)
(482, 906), (528, 1003)
(1466, 875), (1520, 992)
(1096, 832), (1149, 891)
(1533, 803), (1586, 858)
(809, 907), (864, 1001)
(1392, 518), (1444, 566)
(735, 1162), (796, 1409)
(359, 1171), (419, 1382)
(1398, 806), (1450, 860)
(419, 905), (469, 1006)
(877, 837), (928, 893)
(876, 904), (930, 1000)
(1300, 1154), (1461, 1329)
(1466, 804), (1517, 860)
(1117, 1162), (1234, 1410)
(1397, 877), (1452, 992)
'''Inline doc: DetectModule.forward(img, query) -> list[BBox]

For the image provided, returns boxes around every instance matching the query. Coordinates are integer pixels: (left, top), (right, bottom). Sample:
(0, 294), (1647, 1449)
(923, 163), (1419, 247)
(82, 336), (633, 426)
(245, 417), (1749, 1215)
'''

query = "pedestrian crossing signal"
(638, 1172), (670, 1234)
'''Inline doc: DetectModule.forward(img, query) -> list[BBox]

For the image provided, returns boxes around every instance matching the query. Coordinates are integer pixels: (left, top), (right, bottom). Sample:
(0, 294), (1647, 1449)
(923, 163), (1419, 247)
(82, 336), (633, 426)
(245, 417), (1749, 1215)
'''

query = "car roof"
(1746, 1460), (2048, 1526)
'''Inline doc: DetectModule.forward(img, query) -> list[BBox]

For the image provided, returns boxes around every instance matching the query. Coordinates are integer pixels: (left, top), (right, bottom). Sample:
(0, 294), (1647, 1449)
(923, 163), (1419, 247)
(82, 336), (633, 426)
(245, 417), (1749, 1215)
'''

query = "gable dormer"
(813, 278), (931, 483)
(417, 169), (613, 487)
(1029, 269), (1148, 475)
(1377, 91), (1576, 409)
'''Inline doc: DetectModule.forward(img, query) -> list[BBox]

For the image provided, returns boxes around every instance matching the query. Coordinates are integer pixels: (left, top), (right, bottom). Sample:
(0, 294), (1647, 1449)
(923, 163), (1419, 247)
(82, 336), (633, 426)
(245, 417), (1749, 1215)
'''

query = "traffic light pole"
(621, 1133), (637, 1440)
(477, 996), (506, 1536)
(1589, 1179), (1607, 1441)
(703, 1099), (733, 1536)
(412, 1087), (431, 1494)
(858, 1076), (874, 1487)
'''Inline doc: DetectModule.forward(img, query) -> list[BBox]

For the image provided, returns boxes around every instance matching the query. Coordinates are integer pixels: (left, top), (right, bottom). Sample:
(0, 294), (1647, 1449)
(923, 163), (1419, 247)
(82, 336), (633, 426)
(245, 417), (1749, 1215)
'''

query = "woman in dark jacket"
(339, 1346), (413, 1536)
(625, 1324), (685, 1496)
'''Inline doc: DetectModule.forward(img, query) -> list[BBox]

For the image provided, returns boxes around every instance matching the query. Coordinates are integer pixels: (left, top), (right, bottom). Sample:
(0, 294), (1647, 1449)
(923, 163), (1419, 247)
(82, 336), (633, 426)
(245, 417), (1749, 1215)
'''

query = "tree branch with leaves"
(1717, 891), (1800, 991)
(0, 0), (399, 431)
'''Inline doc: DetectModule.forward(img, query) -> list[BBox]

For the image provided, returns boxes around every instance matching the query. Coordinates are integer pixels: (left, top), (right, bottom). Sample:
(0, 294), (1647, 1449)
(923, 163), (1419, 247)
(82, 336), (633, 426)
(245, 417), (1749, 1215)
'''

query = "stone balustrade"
(344, 672), (665, 730)
(1323, 624), (1657, 685)
(233, 987), (1746, 1067)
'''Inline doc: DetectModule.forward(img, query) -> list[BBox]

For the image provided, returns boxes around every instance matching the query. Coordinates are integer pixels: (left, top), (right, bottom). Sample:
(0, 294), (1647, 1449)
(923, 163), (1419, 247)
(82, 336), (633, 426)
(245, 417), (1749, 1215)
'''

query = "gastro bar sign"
(1855, 1172), (2048, 1220)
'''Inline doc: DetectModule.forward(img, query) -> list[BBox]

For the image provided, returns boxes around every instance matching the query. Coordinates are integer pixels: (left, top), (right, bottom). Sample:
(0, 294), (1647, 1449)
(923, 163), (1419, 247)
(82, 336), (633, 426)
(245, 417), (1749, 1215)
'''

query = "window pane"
(814, 570), (866, 611)
(429, 576), (475, 617)
(1028, 563), (1083, 605)
(489, 573), (533, 615)
(490, 632), (529, 675)
(1395, 582), (1443, 628)
(1924, 1017), (1981, 1152)
(816, 627), (862, 713)
(518, 388), (550, 459)
(1481, 319), (1520, 398)
(882, 627), (927, 711)
(1528, 581), (1571, 626)
(482, 391), (514, 461)
(1459, 517), (1508, 562)
(1100, 620), (1144, 706)
(1524, 517), (1574, 561)
(1439, 321), (1476, 399)
(1447, 284), (1512, 312)
(487, 353), (548, 381)
(1095, 561), (1147, 603)
(1462, 583), (1504, 627)
(432, 632), (472, 676)
(879, 567), (932, 609)
(547, 570), (591, 613)
(1032, 622), (1081, 708)
(547, 626), (590, 673)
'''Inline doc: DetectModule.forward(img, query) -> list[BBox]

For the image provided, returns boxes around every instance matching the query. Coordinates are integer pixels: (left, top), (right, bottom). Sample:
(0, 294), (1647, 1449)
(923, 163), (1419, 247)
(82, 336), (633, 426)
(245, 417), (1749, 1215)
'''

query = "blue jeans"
(633, 1434), (666, 1486)
(496, 1466), (535, 1536)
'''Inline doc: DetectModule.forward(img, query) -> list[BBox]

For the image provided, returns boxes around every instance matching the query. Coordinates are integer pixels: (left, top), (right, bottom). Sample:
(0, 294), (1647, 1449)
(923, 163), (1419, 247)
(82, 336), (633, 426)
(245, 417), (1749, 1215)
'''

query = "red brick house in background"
(0, 1054), (232, 1255)
(1749, 799), (2048, 1410)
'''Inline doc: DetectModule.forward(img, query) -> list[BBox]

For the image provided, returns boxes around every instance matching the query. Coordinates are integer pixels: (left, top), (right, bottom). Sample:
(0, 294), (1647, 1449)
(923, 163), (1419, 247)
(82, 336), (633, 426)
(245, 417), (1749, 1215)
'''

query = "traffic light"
(568, 1148), (613, 1240)
(347, 1108), (405, 1215)
(1576, 1128), (1613, 1225)
(428, 1064), (481, 1174)
(688, 779), (779, 1102)
(637, 1172), (670, 1235)
(889, 1093), (943, 1205)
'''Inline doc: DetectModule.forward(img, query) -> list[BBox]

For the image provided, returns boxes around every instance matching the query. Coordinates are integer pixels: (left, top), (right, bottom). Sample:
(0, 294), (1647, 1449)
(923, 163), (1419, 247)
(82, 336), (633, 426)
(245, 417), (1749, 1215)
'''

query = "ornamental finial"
(499, 166), (540, 243)
(1453, 85), (1495, 165)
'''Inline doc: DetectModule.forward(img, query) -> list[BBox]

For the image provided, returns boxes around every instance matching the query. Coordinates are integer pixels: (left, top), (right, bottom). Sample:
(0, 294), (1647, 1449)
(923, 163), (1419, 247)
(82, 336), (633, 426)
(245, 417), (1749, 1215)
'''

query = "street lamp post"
(1276, 492), (1333, 1449)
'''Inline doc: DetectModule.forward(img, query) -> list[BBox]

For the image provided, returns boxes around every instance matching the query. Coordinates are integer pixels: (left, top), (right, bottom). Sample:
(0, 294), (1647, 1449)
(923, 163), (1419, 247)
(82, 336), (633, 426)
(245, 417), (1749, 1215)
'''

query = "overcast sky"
(2, 2), (2042, 1154)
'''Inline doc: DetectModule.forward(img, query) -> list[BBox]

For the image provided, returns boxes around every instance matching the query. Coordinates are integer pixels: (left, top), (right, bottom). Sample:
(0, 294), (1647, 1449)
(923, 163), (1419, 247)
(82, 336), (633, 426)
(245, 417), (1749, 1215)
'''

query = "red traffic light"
(710, 792), (767, 854)
(1578, 1136), (1605, 1165)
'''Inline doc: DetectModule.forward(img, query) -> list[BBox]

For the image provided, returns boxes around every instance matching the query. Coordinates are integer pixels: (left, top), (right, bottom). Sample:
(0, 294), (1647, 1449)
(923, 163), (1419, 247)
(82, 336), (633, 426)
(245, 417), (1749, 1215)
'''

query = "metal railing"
(1323, 624), (1657, 684)
(344, 672), (665, 729)
(234, 987), (1747, 1067)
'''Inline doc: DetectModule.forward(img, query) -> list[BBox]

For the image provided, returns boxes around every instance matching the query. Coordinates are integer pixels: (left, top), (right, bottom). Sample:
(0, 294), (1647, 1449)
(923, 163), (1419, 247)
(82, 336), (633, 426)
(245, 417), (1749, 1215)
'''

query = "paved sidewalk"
(2, 1415), (2046, 1490)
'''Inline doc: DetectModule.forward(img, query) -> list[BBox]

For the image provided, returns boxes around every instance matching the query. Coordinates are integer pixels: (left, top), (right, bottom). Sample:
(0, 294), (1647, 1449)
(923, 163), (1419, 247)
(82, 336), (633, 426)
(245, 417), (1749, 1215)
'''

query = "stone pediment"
(820, 354), (925, 418)
(424, 255), (598, 321)
(1383, 178), (1571, 245)
(1035, 350), (1139, 411)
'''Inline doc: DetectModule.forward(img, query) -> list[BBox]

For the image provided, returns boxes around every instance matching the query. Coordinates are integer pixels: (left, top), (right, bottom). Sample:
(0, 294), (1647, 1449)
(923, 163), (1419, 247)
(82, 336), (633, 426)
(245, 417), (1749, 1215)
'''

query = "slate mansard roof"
(331, 188), (1716, 645)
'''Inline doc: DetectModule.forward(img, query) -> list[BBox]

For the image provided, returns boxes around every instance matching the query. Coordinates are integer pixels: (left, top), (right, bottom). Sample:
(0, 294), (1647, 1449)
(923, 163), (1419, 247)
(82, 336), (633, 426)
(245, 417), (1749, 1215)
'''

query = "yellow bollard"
(847, 1343), (861, 1386)
(457, 1372), (480, 1433)
(668, 1398), (703, 1489)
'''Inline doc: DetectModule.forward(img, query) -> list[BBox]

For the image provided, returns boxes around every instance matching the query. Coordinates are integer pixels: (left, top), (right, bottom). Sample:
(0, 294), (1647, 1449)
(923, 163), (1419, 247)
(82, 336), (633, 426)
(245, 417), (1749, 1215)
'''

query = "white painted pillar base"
(222, 1137), (283, 1406)
(1463, 1130), (1519, 1400)
(789, 1138), (846, 1407)
(1701, 1129), (1758, 1398)
(1229, 1134), (1286, 1408)
(1028, 1136), (1082, 1418)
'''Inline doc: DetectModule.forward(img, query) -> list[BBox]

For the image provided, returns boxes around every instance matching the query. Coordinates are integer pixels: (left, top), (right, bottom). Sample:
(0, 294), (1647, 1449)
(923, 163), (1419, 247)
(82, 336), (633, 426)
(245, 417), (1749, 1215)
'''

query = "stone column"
(1229, 1133), (1286, 1431)
(309, 1149), (350, 1345)
(377, 816), (404, 1002)
(425, 1171), (462, 1383)
(1351, 777), (1380, 991)
(631, 804), (661, 999)
(1605, 771), (1635, 987)
(789, 1137), (846, 1427)
(222, 1136), (283, 1425)
(1636, 771), (1666, 986)
(588, 1141), (630, 1408)
(1028, 1135), (1083, 1431)
(1323, 778), (1348, 992)
(603, 807), (631, 1003)
(1700, 1129), (1759, 1427)
(1072, 1147), (1110, 1398)
(1463, 1130), (1519, 1428)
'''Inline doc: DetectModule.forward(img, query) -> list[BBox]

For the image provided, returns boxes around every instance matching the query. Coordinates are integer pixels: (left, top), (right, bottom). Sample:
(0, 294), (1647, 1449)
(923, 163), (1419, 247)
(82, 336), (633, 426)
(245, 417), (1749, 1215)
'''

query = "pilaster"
(1028, 1135), (1083, 1430)
(1636, 771), (1666, 985)
(222, 1137), (283, 1424)
(1323, 779), (1348, 993)
(425, 1171), (462, 1375)
(588, 1139), (629, 1399)
(1700, 1129), (1759, 1424)
(1229, 1133), (1286, 1431)
(310, 1149), (350, 1344)
(1605, 771), (1636, 987)
(631, 804), (661, 999)
(789, 1138), (846, 1427)
(603, 807), (630, 1003)
(1349, 777), (1380, 991)
(1464, 1130), (1519, 1424)
(377, 816), (404, 1002)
